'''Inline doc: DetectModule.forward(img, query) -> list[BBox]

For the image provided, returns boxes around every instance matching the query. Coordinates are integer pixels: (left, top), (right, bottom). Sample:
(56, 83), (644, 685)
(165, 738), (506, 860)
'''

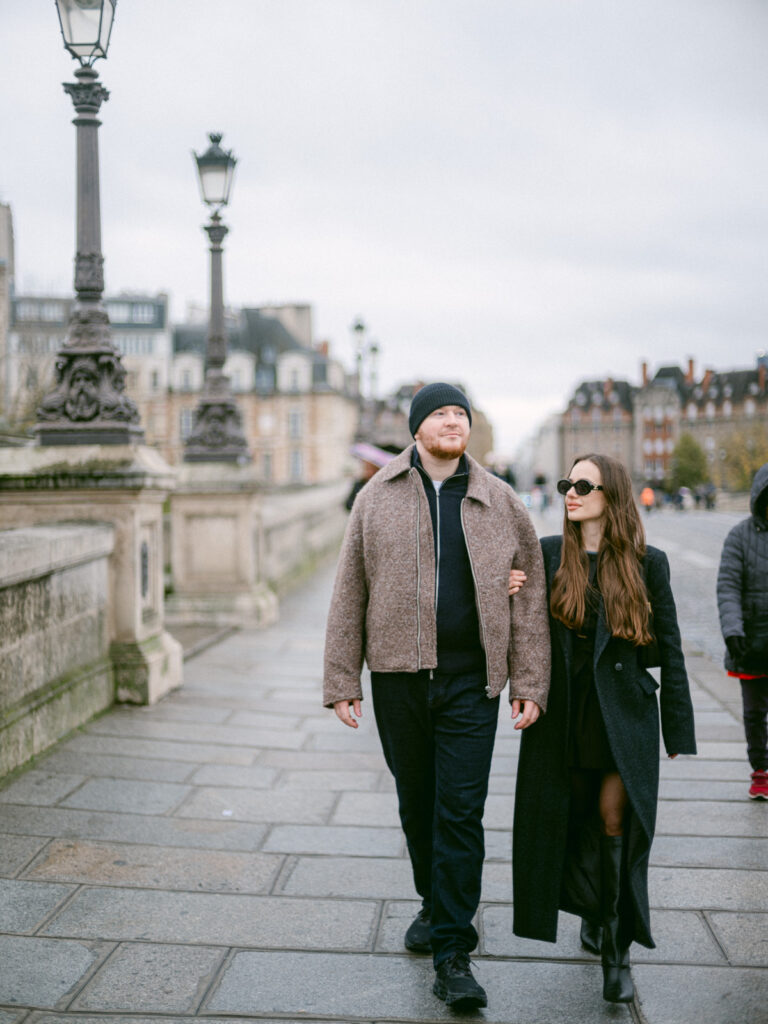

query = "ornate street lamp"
(184, 133), (249, 462)
(36, 0), (142, 444)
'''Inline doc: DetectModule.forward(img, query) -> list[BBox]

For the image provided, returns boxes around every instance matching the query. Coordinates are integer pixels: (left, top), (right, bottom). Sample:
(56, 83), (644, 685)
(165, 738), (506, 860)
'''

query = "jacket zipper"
(461, 498), (491, 689)
(410, 469), (423, 671)
(434, 486), (441, 615)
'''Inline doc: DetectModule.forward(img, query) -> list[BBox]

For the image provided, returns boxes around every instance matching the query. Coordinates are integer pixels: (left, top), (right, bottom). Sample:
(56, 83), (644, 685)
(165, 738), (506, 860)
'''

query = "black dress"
(568, 552), (617, 774)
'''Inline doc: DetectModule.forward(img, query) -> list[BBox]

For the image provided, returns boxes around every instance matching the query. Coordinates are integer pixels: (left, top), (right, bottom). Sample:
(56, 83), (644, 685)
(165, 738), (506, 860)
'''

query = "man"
(323, 383), (550, 1009)
(717, 461), (768, 799)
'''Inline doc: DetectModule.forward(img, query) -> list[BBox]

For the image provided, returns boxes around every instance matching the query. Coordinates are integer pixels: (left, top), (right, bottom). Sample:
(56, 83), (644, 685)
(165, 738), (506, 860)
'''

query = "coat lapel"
(594, 595), (612, 666)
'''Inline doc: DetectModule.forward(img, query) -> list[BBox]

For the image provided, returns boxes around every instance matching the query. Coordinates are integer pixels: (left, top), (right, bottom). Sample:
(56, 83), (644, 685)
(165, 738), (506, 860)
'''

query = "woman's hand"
(511, 699), (541, 730)
(508, 568), (528, 596)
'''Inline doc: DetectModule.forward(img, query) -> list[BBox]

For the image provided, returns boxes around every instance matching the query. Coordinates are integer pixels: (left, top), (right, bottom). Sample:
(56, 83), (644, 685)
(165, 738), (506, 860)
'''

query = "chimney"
(701, 368), (714, 392)
(314, 340), (329, 357)
(686, 358), (695, 385)
(759, 362), (766, 392)
(641, 361), (648, 386)
(603, 377), (613, 398)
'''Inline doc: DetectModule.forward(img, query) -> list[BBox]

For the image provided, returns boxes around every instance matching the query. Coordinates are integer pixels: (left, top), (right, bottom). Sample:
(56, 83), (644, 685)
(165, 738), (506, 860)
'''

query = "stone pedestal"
(166, 463), (278, 628)
(0, 445), (182, 705)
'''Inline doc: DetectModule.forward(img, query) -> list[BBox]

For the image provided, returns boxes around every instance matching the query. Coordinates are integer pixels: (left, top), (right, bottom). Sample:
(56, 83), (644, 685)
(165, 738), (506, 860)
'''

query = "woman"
(512, 453), (696, 1004)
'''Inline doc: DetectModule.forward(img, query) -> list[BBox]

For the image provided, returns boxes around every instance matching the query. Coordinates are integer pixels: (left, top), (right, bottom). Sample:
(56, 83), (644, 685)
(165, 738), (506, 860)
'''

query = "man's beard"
(421, 435), (468, 460)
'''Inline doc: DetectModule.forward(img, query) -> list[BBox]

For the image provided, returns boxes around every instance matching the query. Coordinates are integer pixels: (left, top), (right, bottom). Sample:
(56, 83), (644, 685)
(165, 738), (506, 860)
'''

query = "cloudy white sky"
(2, 1), (767, 455)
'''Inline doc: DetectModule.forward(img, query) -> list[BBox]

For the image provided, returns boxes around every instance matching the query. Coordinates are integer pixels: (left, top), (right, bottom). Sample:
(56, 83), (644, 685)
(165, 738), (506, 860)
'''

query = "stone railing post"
(0, 445), (181, 704)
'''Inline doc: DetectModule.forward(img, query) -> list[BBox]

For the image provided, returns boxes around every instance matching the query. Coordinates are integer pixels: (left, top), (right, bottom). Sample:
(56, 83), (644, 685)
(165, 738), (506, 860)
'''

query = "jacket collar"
(381, 443), (491, 505)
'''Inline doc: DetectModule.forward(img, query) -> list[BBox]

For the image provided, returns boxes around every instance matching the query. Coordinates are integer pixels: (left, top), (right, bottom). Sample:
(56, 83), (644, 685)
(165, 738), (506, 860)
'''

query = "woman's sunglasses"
(556, 478), (604, 497)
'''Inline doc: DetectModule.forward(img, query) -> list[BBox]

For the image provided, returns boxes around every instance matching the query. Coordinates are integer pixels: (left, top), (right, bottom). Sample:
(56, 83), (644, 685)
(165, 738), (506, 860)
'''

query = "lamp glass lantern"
(55, 0), (116, 64)
(194, 133), (237, 209)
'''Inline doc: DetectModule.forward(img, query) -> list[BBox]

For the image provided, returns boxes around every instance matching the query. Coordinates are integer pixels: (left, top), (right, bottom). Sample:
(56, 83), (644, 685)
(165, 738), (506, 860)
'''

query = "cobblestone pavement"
(0, 508), (766, 1023)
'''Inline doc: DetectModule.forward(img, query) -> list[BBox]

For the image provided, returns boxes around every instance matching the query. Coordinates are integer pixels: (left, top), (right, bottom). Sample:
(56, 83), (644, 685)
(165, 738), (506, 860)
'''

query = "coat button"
(614, 662), (623, 671)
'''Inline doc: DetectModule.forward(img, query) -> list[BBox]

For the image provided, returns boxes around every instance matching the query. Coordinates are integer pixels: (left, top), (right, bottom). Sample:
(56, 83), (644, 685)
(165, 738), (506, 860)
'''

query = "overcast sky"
(2, 1), (767, 455)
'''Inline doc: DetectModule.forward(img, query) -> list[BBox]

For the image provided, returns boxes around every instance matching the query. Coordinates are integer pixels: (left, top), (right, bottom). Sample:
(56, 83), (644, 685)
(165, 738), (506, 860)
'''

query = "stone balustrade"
(0, 522), (115, 776)
(261, 481), (348, 593)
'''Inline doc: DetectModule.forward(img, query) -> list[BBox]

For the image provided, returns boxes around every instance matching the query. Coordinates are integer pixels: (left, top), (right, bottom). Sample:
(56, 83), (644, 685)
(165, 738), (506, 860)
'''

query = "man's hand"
(511, 699), (541, 730)
(508, 569), (527, 596)
(334, 698), (362, 728)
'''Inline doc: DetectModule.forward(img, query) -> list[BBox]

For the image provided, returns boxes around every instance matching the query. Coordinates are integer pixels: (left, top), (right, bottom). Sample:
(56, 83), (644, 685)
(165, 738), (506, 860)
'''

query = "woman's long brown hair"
(550, 452), (653, 645)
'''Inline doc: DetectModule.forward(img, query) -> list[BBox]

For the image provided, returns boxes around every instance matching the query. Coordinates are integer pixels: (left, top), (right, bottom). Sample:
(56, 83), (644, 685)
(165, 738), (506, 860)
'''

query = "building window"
(686, 403), (697, 420)
(290, 369), (300, 391)
(180, 408), (194, 439)
(132, 304), (156, 324)
(745, 398), (756, 418)
(290, 449), (303, 481)
(263, 452), (272, 482)
(722, 400), (732, 418)
(150, 369), (160, 392)
(181, 369), (192, 391)
(705, 401), (715, 420)
(288, 409), (302, 439)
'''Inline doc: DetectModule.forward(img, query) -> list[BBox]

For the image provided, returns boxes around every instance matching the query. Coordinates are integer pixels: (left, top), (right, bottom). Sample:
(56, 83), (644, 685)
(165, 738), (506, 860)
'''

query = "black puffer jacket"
(716, 462), (768, 673)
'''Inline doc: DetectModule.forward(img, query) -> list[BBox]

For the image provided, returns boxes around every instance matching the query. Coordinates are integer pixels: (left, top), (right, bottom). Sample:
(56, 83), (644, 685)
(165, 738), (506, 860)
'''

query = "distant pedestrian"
(511, 453), (696, 1004)
(716, 462), (768, 800)
(324, 383), (550, 1011)
(344, 442), (395, 511)
(640, 486), (655, 514)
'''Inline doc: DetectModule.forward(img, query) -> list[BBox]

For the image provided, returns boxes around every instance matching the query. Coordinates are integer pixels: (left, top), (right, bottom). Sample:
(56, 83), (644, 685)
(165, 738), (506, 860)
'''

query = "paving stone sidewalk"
(0, 559), (766, 1024)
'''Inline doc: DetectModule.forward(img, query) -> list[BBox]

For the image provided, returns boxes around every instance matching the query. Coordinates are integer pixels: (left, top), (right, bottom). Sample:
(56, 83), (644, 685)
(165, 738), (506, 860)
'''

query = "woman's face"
(563, 460), (607, 526)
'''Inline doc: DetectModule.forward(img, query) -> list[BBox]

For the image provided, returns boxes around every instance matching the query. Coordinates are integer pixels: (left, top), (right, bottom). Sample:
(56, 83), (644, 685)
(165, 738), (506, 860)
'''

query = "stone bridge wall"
(261, 481), (348, 593)
(0, 522), (115, 776)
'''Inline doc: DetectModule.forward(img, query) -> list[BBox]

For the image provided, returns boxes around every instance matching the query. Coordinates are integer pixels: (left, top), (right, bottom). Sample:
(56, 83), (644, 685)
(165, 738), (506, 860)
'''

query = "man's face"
(415, 405), (470, 460)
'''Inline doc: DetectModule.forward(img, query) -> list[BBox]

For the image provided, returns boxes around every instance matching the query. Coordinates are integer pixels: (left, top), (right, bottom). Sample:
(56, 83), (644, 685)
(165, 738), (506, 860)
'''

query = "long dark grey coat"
(513, 537), (697, 948)
(717, 462), (768, 674)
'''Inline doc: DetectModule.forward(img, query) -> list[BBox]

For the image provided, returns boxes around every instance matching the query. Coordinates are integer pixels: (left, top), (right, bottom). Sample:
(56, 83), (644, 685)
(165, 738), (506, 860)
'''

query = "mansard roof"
(687, 367), (767, 407)
(567, 378), (635, 414)
(173, 308), (306, 362)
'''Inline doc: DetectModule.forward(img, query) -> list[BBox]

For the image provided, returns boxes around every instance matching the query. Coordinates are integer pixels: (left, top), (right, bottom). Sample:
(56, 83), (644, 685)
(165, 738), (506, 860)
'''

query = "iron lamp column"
(36, 0), (142, 445)
(184, 133), (249, 462)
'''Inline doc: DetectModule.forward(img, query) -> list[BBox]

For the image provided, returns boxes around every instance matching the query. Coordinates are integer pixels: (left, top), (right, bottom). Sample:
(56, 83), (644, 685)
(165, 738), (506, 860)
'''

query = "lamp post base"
(184, 387), (250, 464)
(36, 422), (145, 446)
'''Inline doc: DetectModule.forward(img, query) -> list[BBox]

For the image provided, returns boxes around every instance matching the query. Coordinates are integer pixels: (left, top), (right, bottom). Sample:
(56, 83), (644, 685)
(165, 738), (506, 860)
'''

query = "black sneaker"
(404, 907), (431, 953)
(433, 952), (487, 1008)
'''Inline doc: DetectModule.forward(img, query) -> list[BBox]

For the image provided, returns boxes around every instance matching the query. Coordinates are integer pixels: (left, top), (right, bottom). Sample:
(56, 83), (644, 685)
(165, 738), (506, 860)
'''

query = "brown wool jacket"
(323, 445), (551, 709)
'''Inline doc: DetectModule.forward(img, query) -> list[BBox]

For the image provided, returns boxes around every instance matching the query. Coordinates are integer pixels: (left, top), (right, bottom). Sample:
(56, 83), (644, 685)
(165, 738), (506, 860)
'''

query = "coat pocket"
(636, 670), (660, 695)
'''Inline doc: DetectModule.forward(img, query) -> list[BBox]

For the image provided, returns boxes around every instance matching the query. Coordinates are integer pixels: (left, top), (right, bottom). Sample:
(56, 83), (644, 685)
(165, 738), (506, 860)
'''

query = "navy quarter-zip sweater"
(413, 449), (485, 674)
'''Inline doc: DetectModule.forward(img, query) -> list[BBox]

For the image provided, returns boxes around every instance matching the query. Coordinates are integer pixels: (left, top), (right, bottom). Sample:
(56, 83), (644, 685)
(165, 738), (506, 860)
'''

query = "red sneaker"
(749, 770), (768, 800)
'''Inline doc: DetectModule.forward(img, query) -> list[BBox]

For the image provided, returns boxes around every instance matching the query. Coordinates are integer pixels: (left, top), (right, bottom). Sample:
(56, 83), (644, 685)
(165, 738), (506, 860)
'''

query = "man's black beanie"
(408, 383), (472, 437)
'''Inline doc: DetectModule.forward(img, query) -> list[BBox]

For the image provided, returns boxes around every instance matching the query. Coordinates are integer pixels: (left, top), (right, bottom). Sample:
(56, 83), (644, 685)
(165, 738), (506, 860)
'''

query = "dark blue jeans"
(371, 669), (499, 966)
(741, 677), (768, 771)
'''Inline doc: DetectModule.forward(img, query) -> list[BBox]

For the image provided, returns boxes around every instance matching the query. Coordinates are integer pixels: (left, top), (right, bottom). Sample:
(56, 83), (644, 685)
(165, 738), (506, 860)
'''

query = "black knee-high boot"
(599, 834), (634, 1003)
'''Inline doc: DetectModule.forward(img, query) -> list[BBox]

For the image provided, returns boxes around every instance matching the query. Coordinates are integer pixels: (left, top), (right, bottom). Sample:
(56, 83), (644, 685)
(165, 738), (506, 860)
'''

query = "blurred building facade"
(166, 304), (356, 485)
(527, 355), (768, 489)
(0, 203), (14, 422)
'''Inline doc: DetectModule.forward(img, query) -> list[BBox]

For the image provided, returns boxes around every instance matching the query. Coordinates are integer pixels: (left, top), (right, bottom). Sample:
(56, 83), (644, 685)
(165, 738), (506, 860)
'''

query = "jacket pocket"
(636, 670), (660, 695)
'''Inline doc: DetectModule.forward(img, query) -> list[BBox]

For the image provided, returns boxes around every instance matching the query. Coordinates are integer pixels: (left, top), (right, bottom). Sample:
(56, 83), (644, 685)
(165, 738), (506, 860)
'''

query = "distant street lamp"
(36, 0), (143, 444)
(184, 133), (249, 462)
